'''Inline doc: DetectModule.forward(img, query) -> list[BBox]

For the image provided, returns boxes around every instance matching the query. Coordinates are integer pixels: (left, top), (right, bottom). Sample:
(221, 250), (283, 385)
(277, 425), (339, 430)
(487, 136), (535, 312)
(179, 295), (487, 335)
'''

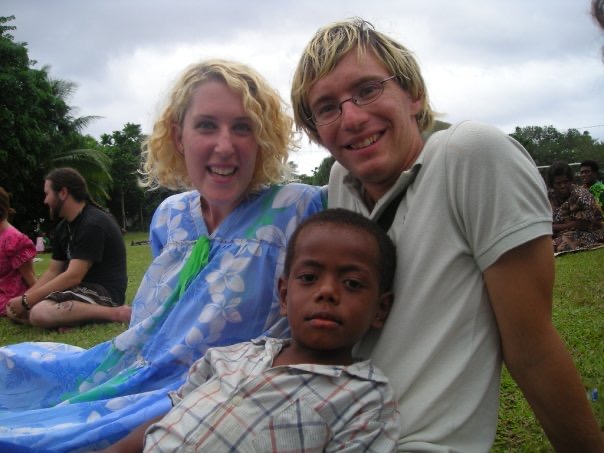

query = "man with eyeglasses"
(291, 18), (604, 452)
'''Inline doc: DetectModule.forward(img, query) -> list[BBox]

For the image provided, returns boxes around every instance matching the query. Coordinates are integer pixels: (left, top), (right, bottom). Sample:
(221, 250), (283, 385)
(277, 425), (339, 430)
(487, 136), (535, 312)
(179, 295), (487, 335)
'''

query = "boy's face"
(279, 223), (392, 365)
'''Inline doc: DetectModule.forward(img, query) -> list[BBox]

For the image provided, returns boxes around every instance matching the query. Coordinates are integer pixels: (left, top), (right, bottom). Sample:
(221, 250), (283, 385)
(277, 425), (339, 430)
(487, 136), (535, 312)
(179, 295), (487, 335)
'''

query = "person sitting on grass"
(103, 208), (400, 453)
(5, 168), (130, 328)
(0, 186), (37, 316)
(579, 159), (604, 210)
(548, 161), (603, 253)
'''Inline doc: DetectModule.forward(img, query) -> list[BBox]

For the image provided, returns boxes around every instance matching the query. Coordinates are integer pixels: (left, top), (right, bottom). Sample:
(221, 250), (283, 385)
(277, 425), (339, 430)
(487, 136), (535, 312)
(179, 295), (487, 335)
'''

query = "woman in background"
(548, 161), (603, 252)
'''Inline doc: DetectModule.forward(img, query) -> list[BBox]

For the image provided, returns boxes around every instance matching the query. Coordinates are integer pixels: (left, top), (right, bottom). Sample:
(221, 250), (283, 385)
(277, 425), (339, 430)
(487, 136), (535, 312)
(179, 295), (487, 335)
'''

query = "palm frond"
(49, 149), (113, 202)
(41, 68), (77, 102)
(70, 115), (103, 133)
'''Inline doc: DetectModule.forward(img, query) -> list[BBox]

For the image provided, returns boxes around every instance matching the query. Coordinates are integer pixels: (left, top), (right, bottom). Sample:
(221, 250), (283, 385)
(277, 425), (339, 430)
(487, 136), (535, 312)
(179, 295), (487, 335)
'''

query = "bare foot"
(112, 305), (132, 324)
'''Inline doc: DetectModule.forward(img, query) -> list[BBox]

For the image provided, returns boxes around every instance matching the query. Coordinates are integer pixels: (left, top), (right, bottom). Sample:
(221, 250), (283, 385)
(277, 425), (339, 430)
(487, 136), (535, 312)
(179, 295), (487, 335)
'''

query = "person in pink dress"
(0, 186), (37, 315)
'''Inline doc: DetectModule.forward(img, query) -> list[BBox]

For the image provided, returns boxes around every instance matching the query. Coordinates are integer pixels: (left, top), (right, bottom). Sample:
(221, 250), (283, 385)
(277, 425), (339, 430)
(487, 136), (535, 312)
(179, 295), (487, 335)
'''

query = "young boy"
(107, 209), (400, 452)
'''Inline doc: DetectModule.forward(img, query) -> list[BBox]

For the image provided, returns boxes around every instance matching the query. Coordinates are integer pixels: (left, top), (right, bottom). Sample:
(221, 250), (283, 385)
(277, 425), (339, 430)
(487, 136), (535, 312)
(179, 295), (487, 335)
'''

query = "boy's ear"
(278, 276), (288, 317)
(371, 291), (393, 329)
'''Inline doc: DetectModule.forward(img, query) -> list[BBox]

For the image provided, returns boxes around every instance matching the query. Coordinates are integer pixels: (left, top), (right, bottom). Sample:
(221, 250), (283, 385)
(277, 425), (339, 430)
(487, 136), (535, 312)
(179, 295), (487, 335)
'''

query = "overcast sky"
(4, 0), (603, 174)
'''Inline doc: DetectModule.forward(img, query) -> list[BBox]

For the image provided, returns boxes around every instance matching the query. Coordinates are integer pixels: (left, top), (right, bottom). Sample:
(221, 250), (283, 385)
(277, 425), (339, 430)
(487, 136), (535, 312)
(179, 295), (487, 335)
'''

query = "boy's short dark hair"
(284, 208), (397, 292)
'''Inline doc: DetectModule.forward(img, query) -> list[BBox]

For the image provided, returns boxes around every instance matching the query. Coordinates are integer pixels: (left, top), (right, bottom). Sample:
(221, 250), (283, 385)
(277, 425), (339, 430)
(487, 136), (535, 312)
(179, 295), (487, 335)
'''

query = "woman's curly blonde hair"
(140, 59), (295, 192)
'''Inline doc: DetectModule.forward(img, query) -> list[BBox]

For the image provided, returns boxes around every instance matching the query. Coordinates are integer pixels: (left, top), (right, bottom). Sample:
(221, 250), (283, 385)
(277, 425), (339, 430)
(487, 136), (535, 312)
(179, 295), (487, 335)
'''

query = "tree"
(100, 123), (174, 231)
(510, 125), (604, 167)
(42, 67), (112, 201)
(0, 16), (111, 234)
(298, 156), (335, 186)
(101, 123), (145, 230)
(287, 160), (300, 182)
(1, 15), (52, 234)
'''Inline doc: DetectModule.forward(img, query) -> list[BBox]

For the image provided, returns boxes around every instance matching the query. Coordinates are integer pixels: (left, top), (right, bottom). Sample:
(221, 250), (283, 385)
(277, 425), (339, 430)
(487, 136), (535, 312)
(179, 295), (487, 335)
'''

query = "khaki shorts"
(46, 283), (118, 307)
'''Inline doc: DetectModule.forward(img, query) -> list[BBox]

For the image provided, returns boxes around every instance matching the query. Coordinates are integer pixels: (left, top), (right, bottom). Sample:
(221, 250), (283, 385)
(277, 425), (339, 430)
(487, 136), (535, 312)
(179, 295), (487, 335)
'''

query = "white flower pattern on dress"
(0, 348), (15, 369)
(0, 184), (324, 451)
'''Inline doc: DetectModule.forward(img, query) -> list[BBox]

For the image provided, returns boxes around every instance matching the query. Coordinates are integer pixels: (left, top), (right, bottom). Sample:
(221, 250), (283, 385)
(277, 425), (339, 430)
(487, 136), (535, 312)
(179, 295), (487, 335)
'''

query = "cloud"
(4, 0), (603, 175)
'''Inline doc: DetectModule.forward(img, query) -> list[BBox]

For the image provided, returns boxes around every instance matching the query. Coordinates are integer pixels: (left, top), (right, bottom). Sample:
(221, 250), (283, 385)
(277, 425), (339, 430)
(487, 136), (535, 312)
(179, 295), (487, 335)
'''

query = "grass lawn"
(0, 231), (152, 348)
(0, 233), (601, 450)
(493, 247), (603, 452)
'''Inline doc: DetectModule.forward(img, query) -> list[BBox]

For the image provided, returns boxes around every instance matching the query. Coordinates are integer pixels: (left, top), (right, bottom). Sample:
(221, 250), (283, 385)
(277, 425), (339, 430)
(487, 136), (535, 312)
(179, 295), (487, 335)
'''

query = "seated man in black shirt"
(6, 168), (130, 329)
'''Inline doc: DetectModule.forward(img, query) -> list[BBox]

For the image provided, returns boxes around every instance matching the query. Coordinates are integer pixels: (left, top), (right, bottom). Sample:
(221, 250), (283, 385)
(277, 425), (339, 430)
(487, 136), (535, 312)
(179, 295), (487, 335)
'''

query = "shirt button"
(231, 395), (243, 406)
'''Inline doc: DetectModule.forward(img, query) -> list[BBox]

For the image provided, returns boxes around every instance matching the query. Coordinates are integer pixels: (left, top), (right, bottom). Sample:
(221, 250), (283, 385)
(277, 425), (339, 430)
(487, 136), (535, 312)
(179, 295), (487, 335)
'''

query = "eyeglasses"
(308, 76), (396, 126)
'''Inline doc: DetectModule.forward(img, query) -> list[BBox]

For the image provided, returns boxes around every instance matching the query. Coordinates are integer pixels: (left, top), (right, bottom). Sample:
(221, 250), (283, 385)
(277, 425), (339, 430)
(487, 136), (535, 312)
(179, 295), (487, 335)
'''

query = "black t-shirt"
(52, 204), (128, 305)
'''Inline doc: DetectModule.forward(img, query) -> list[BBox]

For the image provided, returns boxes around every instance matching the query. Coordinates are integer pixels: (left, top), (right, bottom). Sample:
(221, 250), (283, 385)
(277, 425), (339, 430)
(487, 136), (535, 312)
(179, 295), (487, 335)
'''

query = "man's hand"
(6, 296), (28, 320)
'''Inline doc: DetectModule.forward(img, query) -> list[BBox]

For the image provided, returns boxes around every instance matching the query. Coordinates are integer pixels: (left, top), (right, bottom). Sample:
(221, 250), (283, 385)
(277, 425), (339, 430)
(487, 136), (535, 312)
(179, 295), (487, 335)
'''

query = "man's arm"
(484, 236), (604, 452)
(25, 258), (91, 306)
(7, 258), (91, 320)
(6, 259), (65, 320)
(28, 259), (65, 290)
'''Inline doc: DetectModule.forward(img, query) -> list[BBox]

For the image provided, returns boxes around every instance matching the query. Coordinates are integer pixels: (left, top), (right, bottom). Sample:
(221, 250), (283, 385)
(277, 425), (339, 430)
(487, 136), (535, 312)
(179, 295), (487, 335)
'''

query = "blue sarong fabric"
(0, 184), (324, 452)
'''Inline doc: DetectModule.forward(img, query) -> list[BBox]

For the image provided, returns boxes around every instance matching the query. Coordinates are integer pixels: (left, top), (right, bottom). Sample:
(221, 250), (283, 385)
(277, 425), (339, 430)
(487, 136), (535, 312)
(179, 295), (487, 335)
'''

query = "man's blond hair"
(291, 18), (434, 144)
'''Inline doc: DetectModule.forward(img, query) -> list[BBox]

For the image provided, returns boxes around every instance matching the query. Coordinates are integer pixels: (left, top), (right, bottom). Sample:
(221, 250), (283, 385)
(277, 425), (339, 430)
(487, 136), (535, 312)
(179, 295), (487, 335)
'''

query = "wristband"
(21, 294), (31, 311)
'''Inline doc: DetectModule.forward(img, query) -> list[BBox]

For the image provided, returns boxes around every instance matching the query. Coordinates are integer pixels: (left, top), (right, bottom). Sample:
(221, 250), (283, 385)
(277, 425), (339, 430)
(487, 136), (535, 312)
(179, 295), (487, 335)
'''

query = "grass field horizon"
(0, 232), (601, 451)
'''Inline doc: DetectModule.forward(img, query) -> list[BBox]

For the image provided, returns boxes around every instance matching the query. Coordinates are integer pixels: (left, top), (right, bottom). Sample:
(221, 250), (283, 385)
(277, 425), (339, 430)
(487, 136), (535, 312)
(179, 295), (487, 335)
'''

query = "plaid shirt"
(144, 338), (400, 452)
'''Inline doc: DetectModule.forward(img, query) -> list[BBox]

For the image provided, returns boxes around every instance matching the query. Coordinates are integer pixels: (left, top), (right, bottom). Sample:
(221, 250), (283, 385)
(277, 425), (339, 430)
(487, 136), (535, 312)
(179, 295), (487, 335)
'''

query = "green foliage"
(298, 156), (335, 186)
(287, 160), (301, 182)
(98, 123), (173, 231)
(511, 125), (604, 167)
(40, 67), (112, 203)
(50, 147), (113, 201)
(100, 123), (147, 229)
(0, 16), (111, 234)
(0, 232), (152, 347)
(1, 16), (57, 234)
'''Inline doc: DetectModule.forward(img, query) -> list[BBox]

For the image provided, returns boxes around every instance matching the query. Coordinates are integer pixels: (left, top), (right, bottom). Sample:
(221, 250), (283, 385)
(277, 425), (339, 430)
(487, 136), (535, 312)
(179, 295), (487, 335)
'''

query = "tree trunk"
(120, 187), (126, 230)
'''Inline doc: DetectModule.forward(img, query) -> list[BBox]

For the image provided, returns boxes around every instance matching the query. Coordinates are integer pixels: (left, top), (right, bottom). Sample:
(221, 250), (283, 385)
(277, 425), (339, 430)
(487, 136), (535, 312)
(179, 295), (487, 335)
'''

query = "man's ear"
(371, 291), (393, 329)
(59, 187), (69, 201)
(409, 93), (423, 117)
(171, 123), (184, 156)
(278, 276), (288, 317)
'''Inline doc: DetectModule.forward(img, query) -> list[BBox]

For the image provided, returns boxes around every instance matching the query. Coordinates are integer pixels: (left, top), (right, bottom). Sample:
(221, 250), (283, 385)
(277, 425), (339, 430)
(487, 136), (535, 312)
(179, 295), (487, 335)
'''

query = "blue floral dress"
(0, 184), (324, 452)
